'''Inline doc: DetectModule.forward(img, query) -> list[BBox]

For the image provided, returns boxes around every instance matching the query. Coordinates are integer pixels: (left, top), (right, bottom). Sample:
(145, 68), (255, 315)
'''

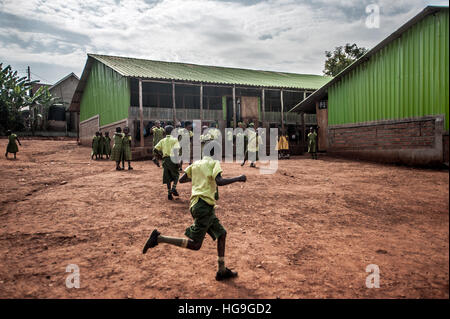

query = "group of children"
(91, 131), (111, 160)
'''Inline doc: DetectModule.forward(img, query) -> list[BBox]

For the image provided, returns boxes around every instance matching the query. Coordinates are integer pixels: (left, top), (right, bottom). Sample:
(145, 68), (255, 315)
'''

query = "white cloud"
(0, 0), (447, 83)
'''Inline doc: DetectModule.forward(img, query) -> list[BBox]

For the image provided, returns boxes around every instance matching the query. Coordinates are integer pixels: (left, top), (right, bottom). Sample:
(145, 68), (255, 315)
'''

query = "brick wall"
(328, 115), (445, 165)
(444, 133), (449, 164)
(79, 115), (99, 145)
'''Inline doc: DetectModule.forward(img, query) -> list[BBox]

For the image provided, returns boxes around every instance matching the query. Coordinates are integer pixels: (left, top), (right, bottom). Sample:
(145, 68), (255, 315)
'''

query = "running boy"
(143, 156), (246, 281)
(153, 125), (181, 200)
(5, 130), (21, 159)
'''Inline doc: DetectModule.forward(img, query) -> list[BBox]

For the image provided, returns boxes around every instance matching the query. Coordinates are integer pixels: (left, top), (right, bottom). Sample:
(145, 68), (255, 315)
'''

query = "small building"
(48, 72), (79, 132)
(291, 6), (449, 165)
(69, 54), (330, 156)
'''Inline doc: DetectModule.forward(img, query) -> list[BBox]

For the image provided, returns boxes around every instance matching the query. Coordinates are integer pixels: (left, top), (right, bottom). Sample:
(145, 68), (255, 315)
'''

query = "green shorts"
(162, 157), (179, 184)
(185, 198), (227, 243)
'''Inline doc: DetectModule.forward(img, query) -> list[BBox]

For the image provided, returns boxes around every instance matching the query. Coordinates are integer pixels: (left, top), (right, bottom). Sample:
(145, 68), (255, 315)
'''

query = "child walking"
(104, 132), (111, 159)
(110, 127), (125, 170)
(98, 132), (105, 160)
(91, 131), (100, 160)
(5, 130), (21, 159)
(308, 127), (318, 160)
(153, 125), (181, 200)
(143, 155), (247, 281)
(151, 120), (165, 167)
(122, 126), (133, 170)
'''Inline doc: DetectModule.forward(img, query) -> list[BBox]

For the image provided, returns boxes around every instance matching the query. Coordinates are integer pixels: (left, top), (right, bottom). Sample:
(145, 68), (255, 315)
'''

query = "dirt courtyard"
(0, 139), (448, 299)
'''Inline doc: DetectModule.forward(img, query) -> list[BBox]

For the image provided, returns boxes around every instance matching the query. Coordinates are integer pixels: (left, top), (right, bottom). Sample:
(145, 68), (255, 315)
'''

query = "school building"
(69, 54), (330, 157)
(291, 6), (449, 165)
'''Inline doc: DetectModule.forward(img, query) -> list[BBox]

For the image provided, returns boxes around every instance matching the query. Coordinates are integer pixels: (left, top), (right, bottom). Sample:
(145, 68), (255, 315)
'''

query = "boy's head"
(116, 127), (122, 133)
(95, 131), (100, 136)
(165, 125), (174, 135)
(6, 130), (12, 136)
(99, 132), (103, 136)
(123, 126), (130, 134)
(155, 120), (161, 127)
(309, 127), (313, 132)
(202, 125), (209, 133)
(175, 121), (181, 128)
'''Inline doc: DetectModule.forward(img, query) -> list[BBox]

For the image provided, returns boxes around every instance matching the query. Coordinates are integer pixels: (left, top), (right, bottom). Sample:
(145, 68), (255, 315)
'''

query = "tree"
(0, 63), (56, 134)
(323, 43), (368, 77)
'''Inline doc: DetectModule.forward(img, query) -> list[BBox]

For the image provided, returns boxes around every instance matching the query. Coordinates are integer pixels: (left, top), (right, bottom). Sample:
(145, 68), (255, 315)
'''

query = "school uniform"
(91, 135), (99, 156)
(110, 132), (124, 161)
(6, 133), (19, 153)
(308, 132), (317, 153)
(152, 127), (165, 156)
(98, 136), (105, 156)
(104, 136), (111, 156)
(122, 134), (132, 161)
(184, 157), (226, 244)
(154, 135), (180, 184)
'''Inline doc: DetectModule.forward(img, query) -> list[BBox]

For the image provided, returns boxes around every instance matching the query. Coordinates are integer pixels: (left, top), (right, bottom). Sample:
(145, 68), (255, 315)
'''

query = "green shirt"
(154, 136), (180, 158)
(185, 156), (223, 209)
(152, 127), (165, 145)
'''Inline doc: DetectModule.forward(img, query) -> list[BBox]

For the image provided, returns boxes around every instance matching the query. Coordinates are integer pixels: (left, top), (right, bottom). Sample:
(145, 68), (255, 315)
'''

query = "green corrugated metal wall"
(80, 60), (130, 126)
(328, 10), (449, 130)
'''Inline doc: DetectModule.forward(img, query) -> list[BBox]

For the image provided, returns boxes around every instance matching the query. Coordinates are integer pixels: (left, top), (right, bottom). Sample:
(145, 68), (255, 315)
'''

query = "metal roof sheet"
(88, 54), (331, 90)
(289, 5), (449, 114)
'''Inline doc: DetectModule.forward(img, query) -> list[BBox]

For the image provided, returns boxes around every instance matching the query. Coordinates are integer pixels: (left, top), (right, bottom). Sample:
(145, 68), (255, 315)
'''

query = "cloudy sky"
(0, 0), (448, 84)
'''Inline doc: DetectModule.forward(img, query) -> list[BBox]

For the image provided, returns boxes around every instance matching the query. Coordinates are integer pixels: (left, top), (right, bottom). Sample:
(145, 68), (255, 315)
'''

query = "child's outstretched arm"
(16, 137), (21, 145)
(215, 173), (246, 186)
(179, 173), (191, 184)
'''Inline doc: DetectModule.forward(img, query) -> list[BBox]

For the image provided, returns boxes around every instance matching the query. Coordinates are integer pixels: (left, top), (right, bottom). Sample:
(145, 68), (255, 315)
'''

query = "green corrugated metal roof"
(88, 54), (331, 90)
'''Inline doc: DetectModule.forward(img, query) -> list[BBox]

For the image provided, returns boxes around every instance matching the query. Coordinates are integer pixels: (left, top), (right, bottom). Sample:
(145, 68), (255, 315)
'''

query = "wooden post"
(261, 88), (265, 123)
(280, 89), (284, 131)
(200, 83), (203, 122)
(139, 79), (144, 147)
(300, 111), (305, 151)
(232, 85), (236, 128)
(172, 80), (176, 123)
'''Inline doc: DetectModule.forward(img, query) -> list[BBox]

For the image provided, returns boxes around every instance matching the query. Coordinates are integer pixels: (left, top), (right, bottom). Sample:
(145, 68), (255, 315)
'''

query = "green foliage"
(323, 43), (368, 77)
(0, 63), (56, 133)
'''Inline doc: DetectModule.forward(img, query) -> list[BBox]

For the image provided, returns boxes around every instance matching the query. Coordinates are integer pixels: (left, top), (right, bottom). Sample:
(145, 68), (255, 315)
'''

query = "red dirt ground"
(0, 139), (448, 299)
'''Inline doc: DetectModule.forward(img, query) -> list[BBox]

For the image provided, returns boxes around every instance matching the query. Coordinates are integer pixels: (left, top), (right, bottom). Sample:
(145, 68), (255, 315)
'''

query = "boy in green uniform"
(122, 126), (133, 170)
(98, 132), (105, 160)
(5, 130), (21, 159)
(154, 125), (181, 200)
(151, 121), (165, 167)
(104, 132), (111, 159)
(307, 127), (318, 160)
(110, 127), (125, 170)
(143, 156), (246, 281)
(91, 132), (100, 160)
